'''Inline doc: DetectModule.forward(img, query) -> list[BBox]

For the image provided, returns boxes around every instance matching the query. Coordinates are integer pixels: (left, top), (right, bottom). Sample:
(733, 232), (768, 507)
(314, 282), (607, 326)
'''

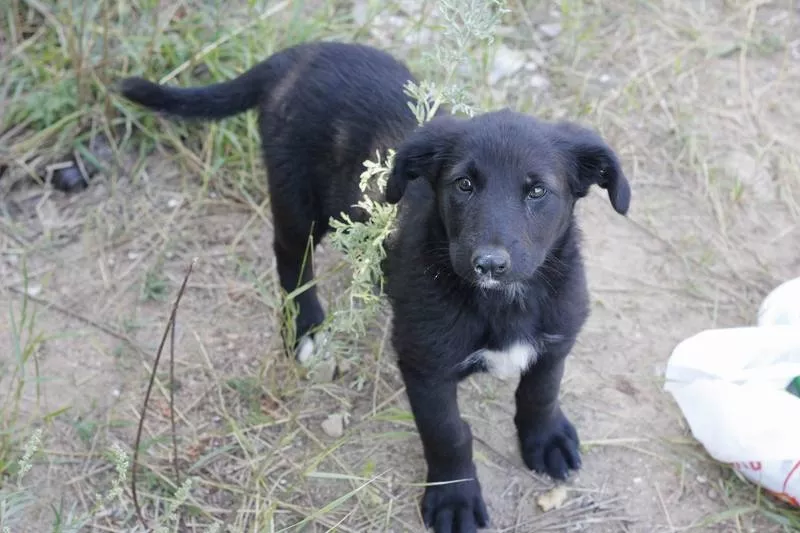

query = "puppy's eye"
(527, 185), (547, 199)
(455, 177), (474, 193)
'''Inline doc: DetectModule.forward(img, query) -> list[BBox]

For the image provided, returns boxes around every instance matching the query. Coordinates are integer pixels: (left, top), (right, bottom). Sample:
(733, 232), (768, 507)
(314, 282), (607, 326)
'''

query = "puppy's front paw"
(517, 410), (581, 480)
(421, 467), (489, 533)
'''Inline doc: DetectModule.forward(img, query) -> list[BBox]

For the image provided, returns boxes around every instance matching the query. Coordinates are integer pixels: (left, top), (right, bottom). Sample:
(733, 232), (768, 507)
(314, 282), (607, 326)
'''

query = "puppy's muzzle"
(471, 246), (511, 281)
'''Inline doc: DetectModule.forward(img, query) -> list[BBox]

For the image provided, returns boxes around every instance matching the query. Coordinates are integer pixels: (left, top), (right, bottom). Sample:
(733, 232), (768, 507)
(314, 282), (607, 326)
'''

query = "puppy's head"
(386, 110), (630, 290)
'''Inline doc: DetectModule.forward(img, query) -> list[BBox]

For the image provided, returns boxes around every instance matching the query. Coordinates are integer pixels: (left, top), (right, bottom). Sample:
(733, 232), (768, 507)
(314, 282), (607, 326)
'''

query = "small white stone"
(352, 0), (368, 25)
(530, 74), (551, 89)
(539, 22), (562, 39)
(311, 358), (338, 383)
(338, 358), (353, 374)
(489, 44), (527, 85)
(723, 151), (775, 201)
(25, 284), (42, 297)
(321, 413), (346, 438)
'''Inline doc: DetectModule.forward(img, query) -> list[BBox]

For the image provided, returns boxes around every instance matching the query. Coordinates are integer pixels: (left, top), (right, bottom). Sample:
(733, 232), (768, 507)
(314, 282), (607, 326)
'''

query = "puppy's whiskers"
(473, 277), (527, 306)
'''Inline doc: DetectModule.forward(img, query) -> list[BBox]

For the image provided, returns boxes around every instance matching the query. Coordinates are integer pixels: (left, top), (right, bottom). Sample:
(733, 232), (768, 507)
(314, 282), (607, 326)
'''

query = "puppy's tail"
(117, 62), (275, 120)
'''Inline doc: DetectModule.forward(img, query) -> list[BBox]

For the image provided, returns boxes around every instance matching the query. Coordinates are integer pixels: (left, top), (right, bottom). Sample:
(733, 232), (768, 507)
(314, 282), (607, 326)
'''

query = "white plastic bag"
(758, 277), (800, 328)
(664, 277), (800, 507)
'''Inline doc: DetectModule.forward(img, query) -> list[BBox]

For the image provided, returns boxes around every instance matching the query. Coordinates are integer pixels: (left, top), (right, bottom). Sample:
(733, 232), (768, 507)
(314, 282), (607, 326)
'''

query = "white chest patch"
(472, 341), (539, 381)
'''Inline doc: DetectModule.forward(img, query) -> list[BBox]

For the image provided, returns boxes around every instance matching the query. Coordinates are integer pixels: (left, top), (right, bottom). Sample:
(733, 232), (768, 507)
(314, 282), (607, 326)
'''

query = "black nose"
(471, 247), (511, 278)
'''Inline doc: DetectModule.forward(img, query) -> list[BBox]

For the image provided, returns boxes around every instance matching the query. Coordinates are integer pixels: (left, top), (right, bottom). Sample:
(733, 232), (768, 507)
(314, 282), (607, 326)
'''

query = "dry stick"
(5, 285), (147, 355)
(131, 258), (197, 530)
(0, 221), (31, 248)
(170, 300), (180, 489)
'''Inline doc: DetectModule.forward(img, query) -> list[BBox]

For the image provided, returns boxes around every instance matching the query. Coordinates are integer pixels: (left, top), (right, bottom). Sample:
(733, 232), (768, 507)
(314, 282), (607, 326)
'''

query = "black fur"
(117, 41), (631, 533)
(120, 42), (418, 347)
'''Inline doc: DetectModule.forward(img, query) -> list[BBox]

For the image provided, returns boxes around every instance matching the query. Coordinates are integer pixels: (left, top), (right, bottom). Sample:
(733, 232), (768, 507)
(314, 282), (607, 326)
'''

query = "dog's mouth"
(477, 277), (503, 290)
(475, 277), (527, 302)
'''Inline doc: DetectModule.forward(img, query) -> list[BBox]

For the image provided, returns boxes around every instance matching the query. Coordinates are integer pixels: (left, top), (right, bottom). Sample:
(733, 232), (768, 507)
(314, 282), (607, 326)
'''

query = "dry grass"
(1, 0), (799, 531)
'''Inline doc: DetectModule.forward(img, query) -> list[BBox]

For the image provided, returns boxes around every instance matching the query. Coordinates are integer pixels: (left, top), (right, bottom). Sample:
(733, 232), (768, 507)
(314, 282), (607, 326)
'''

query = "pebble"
(52, 164), (87, 193)
(321, 413), (346, 438)
(311, 358), (338, 383)
(352, 0), (368, 25)
(25, 284), (42, 297)
(489, 44), (527, 85)
(530, 74), (550, 89)
(338, 358), (353, 374)
(723, 151), (775, 202)
(538, 22), (562, 39)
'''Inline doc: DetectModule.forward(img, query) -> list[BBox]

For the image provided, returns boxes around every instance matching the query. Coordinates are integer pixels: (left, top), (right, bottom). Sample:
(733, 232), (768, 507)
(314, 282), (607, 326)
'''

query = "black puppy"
(121, 42), (420, 362)
(118, 41), (631, 533)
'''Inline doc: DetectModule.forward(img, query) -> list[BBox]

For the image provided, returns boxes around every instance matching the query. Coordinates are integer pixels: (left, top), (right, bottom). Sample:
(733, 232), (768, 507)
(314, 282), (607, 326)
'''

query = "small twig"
(170, 297), (181, 489)
(654, 481), (675, 531)
(6, 285), (147, 355)
(0, 220), (31, 248)
(131, 258), (197, 530)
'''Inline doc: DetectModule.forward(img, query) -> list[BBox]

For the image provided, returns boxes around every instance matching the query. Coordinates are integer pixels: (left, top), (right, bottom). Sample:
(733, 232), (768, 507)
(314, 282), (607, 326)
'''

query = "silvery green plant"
(324, 0), (509, 362)
(0, 429), (41, 532)
(0, 432), (205, 533)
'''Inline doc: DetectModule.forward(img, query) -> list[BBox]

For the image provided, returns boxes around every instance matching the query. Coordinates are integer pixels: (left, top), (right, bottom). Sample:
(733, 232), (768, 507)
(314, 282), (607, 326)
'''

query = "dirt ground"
(1, 0), (799, 532)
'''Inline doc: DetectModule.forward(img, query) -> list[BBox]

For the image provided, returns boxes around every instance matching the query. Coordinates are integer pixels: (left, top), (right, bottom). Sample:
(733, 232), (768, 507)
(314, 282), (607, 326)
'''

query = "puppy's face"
(386, 110), (631, 290)
(435, 119), (575, 287)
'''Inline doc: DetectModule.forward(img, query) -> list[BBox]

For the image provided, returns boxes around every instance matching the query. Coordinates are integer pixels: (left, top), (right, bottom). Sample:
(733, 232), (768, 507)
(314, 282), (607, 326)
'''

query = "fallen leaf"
(260, 395), (280, 415)
(537, 485), (568, 512)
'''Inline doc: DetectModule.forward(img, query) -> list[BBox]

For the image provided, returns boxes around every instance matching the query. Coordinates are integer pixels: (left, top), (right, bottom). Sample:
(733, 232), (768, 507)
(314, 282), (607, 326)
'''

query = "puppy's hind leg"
(273, 235), (328, 364)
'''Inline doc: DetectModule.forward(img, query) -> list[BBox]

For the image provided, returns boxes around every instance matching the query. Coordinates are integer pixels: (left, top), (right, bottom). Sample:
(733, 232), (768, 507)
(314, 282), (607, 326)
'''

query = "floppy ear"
(385, 116), (464, 204)
(551, 121), (631, 215)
